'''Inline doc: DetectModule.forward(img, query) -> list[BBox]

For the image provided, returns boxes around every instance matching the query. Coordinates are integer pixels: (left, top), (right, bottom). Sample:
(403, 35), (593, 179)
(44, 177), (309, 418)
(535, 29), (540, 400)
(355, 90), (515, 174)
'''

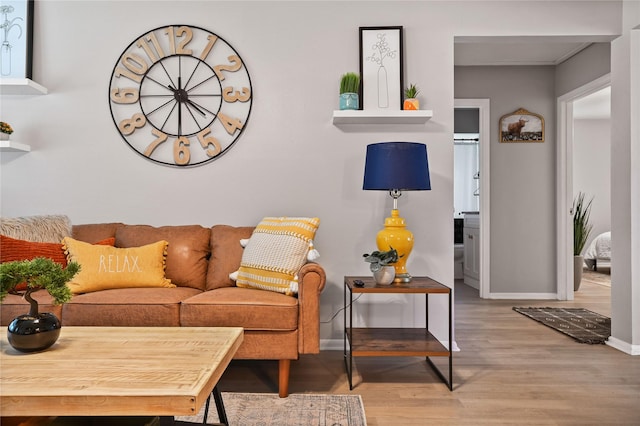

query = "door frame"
(455, 98), (491, 298)
(556, 74), (611, 300)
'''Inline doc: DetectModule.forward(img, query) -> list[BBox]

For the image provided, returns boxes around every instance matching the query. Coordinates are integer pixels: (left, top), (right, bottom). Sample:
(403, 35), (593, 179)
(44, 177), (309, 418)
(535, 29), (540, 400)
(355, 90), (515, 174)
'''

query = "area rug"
(175, 392), (367, 426)
(582, 269), (611, 287)
(513, 307), (610, 344)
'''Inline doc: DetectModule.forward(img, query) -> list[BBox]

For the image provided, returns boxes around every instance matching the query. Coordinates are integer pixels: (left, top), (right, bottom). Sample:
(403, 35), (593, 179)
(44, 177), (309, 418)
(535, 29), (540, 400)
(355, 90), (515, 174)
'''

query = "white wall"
(573, 118), (612, 249)
(0, 1), (624, 344)
(556, 43), (612, 95)
(609, 0), (640, 350)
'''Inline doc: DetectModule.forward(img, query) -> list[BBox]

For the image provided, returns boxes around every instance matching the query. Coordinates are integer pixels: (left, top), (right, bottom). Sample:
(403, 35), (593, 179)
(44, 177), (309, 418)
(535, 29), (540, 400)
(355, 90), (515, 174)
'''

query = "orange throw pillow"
(0, 235), (115, 291)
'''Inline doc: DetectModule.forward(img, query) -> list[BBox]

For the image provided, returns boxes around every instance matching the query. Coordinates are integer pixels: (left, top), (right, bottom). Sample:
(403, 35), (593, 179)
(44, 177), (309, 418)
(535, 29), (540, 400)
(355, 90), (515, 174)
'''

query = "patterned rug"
(175, 392), (367, 426)
(582, 269), (611, 287)
(513, 307), (610, 344)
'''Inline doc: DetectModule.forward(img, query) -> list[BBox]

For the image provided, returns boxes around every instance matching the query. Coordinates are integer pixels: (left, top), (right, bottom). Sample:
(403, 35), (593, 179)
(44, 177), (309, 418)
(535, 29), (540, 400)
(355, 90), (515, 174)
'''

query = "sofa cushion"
(1, 235), (115, 291)
(0, 215), (72, 243)
(233, 331), (299, 360)
(1, 235), (116, 267)
(206, 225), (254, 290)
(1, 234), (69, 266)
(72, 223), (125, 243)
(62, 287), (200, 327)
(116, 225), (210, 291)
(232, 217), (320, 296)
(180, 287), (298, 331)
(0, 291), (63, 326)
(62, 237), (174, 294)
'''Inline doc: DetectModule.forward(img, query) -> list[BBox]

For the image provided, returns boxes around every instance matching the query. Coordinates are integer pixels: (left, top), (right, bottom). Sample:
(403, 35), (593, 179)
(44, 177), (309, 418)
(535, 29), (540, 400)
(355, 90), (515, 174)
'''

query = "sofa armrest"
(296, 262), (326, 354)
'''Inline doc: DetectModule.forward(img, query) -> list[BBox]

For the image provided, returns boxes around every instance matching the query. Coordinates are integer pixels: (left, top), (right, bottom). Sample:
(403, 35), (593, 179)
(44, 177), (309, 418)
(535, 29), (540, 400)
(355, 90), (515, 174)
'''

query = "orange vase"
(403, 98), (420, 110)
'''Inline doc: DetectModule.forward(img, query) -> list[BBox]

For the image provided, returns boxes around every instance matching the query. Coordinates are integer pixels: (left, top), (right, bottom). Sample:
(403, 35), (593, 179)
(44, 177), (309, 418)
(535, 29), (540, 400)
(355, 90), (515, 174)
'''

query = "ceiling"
(454, 37), (611, 119)
(454, 37), (593, 66)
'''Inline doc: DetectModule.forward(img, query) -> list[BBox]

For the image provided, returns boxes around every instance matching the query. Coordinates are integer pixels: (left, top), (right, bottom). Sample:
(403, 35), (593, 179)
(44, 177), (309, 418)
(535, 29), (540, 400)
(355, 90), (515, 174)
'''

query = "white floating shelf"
(0, 140), (31, 152)
(0, 78), (48, 95)
(332, 109), (433, 124)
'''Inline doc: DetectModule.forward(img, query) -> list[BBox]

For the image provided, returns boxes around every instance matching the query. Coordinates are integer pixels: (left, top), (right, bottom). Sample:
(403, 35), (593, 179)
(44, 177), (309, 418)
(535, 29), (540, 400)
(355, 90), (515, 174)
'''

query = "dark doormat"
(513, 307), (610, 344)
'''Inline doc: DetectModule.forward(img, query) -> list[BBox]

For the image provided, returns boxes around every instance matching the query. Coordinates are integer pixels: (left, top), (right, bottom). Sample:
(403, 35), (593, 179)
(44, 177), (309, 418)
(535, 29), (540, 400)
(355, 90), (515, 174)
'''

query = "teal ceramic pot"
(339, 93), (359, 110)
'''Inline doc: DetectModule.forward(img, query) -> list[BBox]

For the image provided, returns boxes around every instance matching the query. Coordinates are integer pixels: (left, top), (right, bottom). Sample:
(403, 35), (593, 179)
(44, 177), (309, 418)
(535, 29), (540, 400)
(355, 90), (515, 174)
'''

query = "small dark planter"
(7, 312), (61, 353)
(6, 289), (61, 353)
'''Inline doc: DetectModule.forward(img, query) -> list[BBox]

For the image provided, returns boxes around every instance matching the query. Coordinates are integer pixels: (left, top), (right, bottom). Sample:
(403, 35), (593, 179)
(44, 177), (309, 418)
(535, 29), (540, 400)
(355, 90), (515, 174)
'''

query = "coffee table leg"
(212, 386), (228, 426)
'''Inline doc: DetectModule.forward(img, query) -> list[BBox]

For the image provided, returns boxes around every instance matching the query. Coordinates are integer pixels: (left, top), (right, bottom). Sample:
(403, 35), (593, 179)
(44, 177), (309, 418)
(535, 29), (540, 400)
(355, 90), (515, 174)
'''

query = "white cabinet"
(463, 213), (480, 289)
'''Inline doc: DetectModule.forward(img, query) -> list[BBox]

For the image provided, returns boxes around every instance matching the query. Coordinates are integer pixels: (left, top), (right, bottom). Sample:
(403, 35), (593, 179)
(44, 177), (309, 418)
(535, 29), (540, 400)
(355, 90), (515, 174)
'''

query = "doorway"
(556, 74), (611, 300)
(455, 99), (490, 298)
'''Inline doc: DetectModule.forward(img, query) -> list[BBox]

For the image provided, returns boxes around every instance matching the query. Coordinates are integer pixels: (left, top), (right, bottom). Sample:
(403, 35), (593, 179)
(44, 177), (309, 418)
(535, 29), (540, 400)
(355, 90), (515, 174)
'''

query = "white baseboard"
(487, 292), (558, 300)
(320, 338), (461, 352)
(320, 339), (343, 351)
(606, 336), (640, 355)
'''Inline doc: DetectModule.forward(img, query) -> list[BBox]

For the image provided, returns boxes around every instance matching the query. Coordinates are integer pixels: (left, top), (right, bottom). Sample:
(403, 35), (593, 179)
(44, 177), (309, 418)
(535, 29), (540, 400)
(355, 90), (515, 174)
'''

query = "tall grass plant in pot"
(339, 72), (360, 110)
(573, 192), (593, 291)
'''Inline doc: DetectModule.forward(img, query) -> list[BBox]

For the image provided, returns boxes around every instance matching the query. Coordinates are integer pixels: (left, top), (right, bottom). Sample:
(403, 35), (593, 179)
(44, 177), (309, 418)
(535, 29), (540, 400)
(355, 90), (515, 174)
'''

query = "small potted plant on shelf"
(339, 72), (360, 110)
(403, 83), (420, 110)
(0, 121), (13, 141)
(573, 192), (593, 291)
(363, 247), (402, 285)
(0, 258), (79, 352)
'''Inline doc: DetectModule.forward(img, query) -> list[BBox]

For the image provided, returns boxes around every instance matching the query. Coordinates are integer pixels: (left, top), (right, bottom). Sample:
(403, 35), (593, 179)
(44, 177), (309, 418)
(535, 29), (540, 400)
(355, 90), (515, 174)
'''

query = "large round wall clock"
(108, 25), (252, 167)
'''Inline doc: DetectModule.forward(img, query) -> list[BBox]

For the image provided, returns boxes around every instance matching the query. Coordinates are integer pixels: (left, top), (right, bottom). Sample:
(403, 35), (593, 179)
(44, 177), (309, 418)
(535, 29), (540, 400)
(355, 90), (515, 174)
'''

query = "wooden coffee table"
(0, 326), (243, 425)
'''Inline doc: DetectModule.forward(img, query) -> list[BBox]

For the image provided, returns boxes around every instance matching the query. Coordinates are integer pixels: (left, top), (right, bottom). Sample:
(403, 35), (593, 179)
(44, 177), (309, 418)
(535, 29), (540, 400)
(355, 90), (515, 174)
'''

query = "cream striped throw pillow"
(231, 217), (320, 296)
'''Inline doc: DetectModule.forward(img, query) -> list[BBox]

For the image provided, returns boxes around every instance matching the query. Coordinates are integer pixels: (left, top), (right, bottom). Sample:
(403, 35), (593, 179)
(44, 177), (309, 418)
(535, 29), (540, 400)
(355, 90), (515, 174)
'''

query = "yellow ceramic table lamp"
(363, 142), (431, 282)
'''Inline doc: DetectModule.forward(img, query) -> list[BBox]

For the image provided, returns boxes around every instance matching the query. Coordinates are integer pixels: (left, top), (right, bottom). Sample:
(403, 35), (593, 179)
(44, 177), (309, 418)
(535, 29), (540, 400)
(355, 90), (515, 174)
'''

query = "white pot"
(373, 266), (395, 285)
(0, 133), (9, 141)
(574, 255), (584, 291)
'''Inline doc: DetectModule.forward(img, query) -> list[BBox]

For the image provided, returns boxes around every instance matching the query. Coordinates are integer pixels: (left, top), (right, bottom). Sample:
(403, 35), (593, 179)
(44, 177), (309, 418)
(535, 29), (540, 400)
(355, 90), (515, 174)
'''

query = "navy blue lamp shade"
(363, 142), (431, 191)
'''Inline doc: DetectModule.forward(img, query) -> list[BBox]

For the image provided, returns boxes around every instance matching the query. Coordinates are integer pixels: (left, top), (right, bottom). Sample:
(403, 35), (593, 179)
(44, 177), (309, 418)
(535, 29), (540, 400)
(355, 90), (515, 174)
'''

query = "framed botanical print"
(359, 26), (403, 111)
(0, 0), (33, 79)
(499, 108), (545, 143)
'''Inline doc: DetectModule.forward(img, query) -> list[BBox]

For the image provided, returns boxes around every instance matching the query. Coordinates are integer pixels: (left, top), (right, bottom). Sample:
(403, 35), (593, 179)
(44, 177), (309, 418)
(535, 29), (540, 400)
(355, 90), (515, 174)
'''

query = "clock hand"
(177, 77), (182, 135)
(186, 99), (206, 117)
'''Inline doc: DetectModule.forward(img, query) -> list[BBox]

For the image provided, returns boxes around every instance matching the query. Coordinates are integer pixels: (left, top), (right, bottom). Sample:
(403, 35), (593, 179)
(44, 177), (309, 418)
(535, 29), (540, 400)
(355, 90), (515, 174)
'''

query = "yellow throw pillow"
(62, 237), (174, 294)
(232, 217), (320, 296)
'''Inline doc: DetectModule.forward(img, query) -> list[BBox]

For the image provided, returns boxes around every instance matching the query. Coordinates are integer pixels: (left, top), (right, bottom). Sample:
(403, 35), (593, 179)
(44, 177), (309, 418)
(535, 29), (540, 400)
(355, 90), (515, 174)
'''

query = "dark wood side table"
(343, 276), (453, 390)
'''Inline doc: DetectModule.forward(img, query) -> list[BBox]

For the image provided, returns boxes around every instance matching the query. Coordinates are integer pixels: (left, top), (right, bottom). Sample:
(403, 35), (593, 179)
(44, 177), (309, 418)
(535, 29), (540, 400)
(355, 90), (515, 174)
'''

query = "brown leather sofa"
(0, 222), (326, 398)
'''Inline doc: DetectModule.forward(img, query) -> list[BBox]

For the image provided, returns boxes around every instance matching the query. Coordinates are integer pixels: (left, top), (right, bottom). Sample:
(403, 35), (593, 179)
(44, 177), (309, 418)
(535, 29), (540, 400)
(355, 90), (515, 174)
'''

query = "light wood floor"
(219, 277), (640, 425)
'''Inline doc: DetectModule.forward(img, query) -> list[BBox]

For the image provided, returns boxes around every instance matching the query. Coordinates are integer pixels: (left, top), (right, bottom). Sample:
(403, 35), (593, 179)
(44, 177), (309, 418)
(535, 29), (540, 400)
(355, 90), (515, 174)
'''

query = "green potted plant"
(0, 121), (13, 141)
(363, 247), (402, 285)
(403, 83), (420, 110)
(339, 72), (360, 110)
(0, 258), (79, 352)
(573, 192), (593, 291)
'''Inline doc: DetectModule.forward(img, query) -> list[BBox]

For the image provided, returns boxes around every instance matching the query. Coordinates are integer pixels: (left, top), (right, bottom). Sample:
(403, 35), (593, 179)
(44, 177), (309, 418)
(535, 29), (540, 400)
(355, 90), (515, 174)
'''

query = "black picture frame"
(0, 0), (34, 79)
(359, 26), (403, 111)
